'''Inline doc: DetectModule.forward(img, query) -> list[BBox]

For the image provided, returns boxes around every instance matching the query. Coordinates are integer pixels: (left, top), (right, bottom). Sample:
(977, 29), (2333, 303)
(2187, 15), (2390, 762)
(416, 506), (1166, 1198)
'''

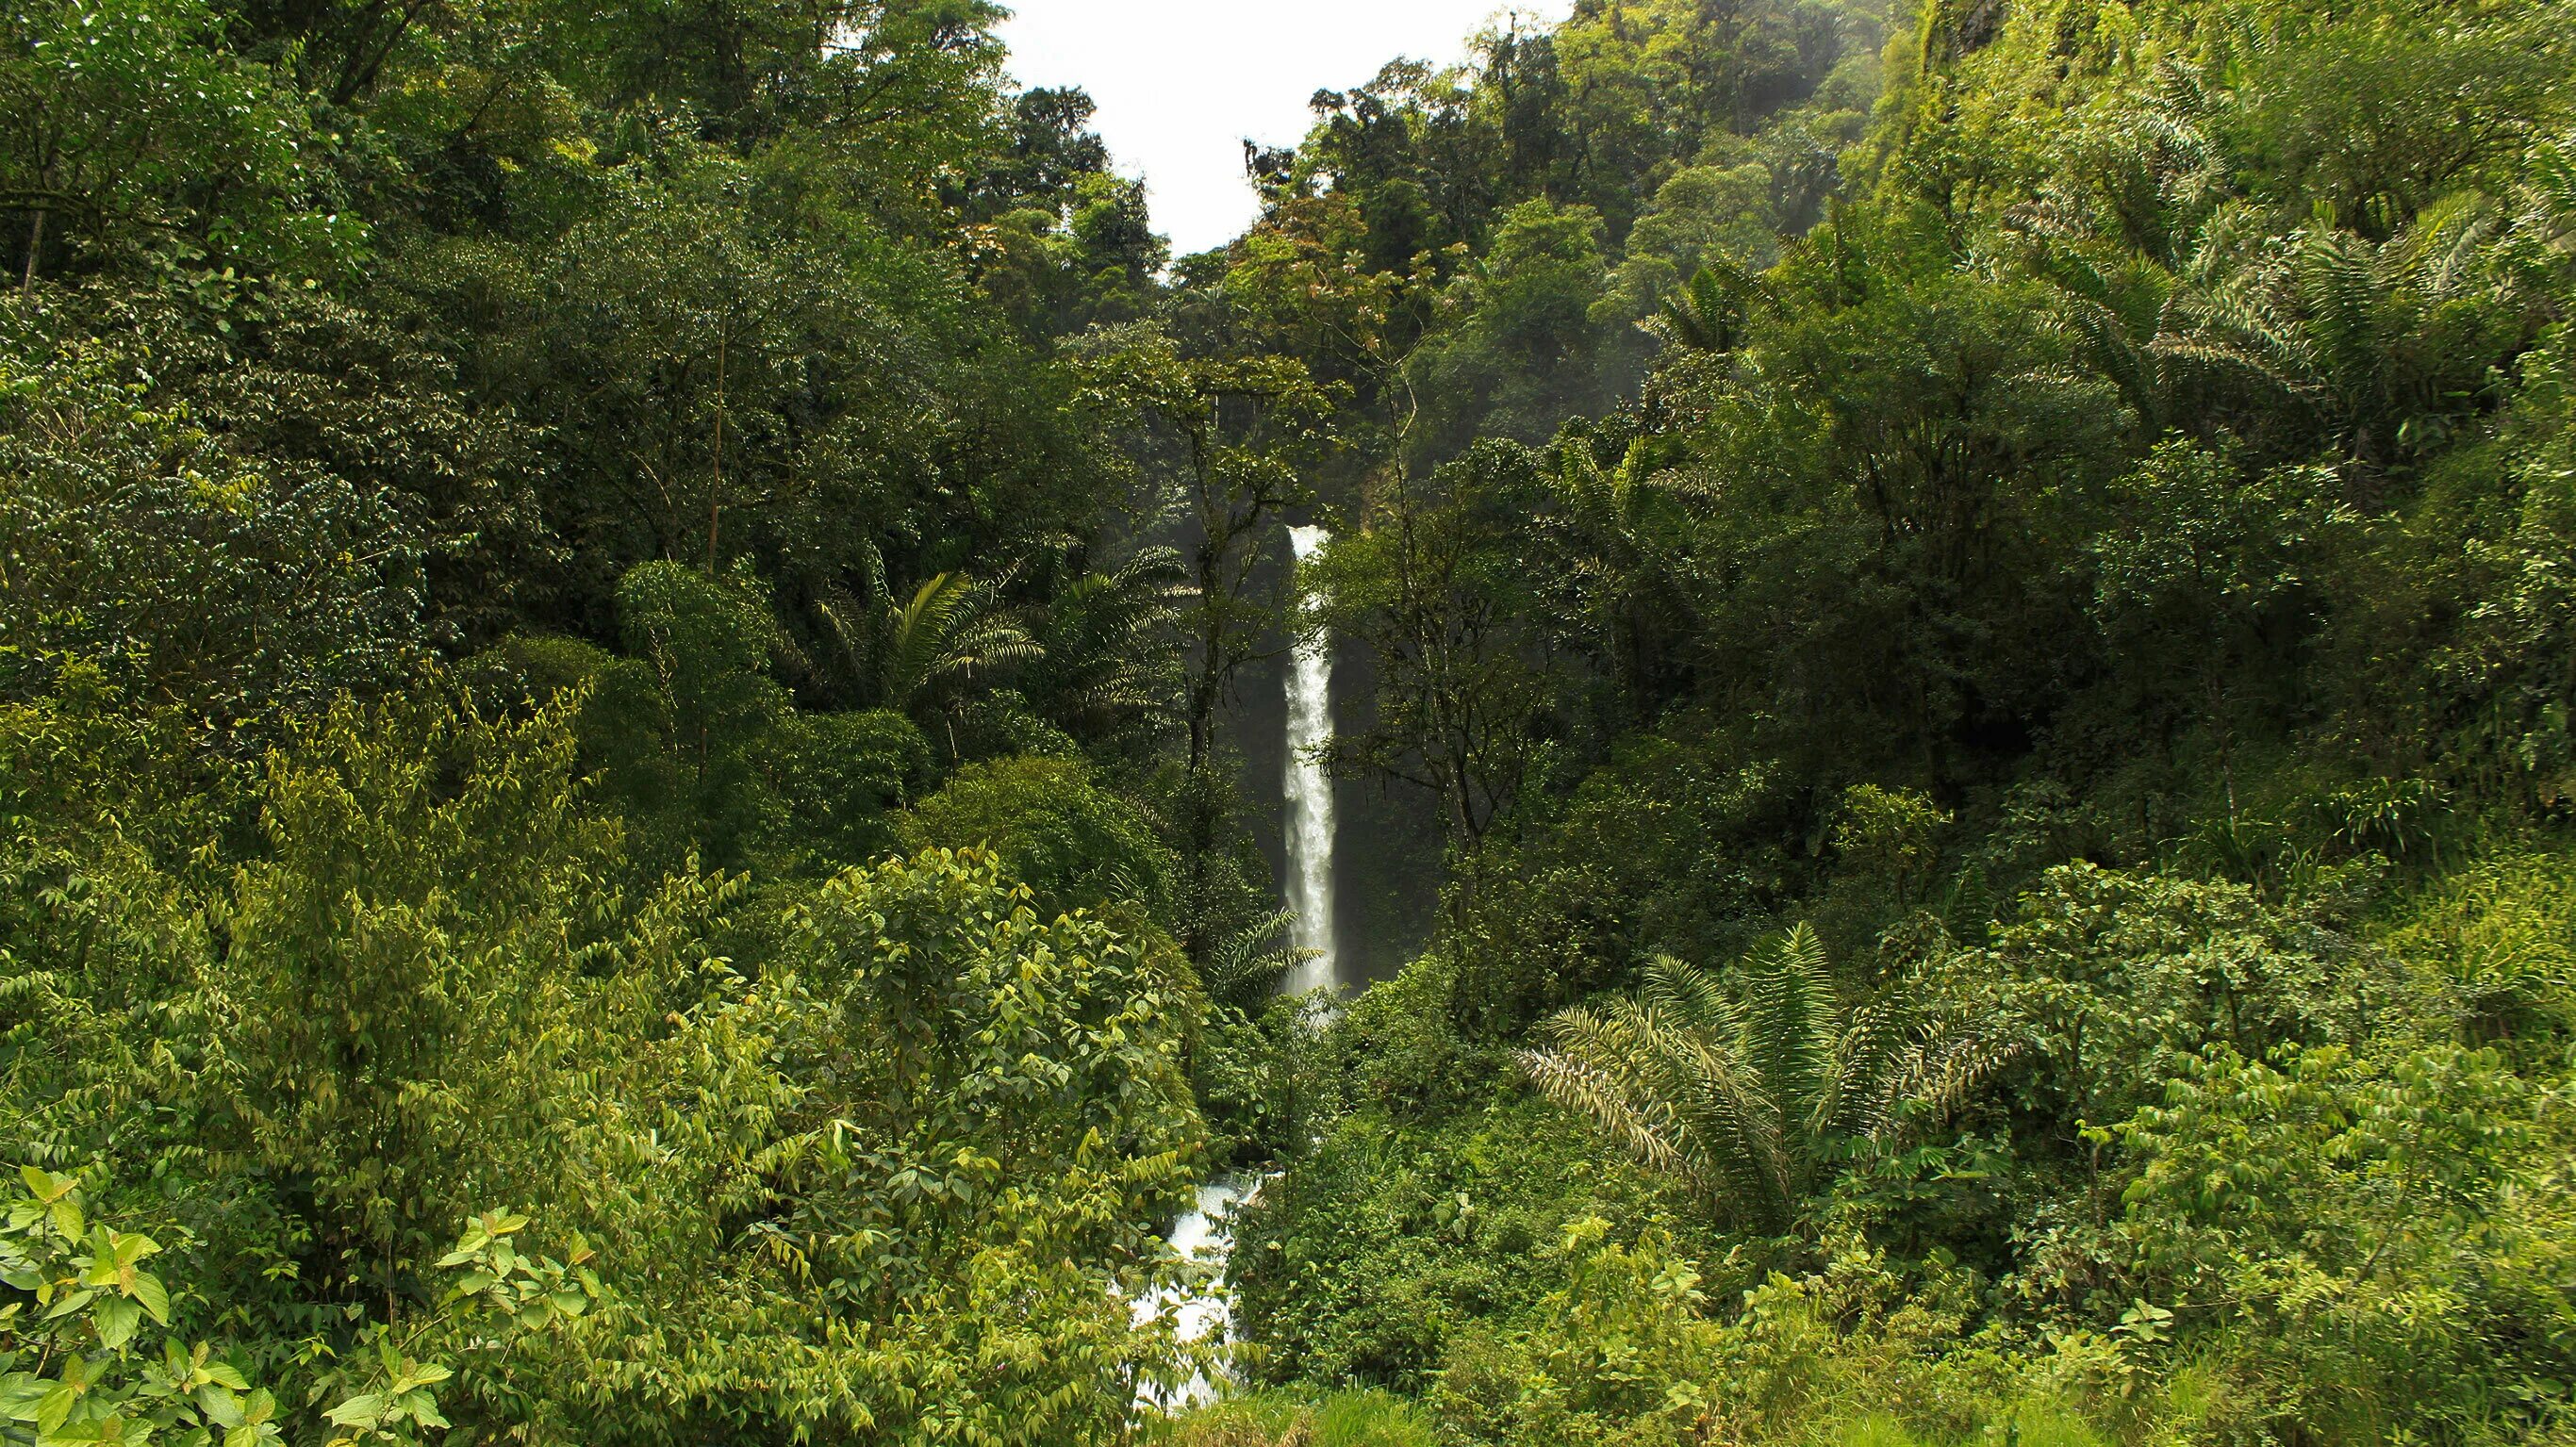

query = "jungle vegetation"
(4, 0), (2573, 1443)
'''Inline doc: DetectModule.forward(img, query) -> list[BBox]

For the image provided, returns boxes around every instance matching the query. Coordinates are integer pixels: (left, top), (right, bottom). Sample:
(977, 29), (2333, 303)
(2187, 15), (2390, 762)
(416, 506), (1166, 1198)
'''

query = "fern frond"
(1744, 924), (1837, 1131)
(1638, 953), (1734, 1035)
(1527, 924), (2003, 1233)
(1201, 907), (1313, 1008)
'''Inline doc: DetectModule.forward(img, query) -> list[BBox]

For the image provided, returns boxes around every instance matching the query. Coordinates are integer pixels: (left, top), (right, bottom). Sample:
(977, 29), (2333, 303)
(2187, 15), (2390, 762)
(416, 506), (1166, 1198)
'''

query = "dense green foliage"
(6, 0), (2575, 1441)
(1209, 0), (2576, 1442)
(1518, 925), (2006, 1232)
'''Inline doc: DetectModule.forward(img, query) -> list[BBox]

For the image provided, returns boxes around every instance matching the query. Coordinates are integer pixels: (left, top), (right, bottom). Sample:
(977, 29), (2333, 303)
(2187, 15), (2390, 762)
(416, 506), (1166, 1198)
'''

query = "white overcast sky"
(996, 1), (1574, 255)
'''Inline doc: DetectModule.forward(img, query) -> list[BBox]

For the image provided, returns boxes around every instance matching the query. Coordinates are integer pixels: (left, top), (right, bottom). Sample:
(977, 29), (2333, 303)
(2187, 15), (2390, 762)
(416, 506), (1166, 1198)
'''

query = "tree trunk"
(21, 206), (43, 295)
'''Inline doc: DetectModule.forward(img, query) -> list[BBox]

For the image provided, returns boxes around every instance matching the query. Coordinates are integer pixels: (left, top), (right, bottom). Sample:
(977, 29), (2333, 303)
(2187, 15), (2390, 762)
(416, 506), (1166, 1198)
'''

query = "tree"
(768, 706), (931, 869)
(0, 312), (429, 746)
(1082, 326), (1329, 950)
(0, 0), (356, 285)
(1532, 417), (1703, 714)
(1308, 441), (1563, 851)
(661, 847), (1213, 1441)
(2084, 440), (2345, 814)
(219, 687), (657, 1317)
(1411, 200), (1621, 463)
(1518, 925), (2002, 1233)
(0, 1170), (600, 1447)
(897, 756), (1176, 925)
(588, 560), (788, 865)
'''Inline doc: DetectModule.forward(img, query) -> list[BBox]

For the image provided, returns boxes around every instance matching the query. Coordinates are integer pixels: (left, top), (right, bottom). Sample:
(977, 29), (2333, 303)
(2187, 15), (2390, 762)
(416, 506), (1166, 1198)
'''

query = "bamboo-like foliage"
(1517, 924), (2005, 1232)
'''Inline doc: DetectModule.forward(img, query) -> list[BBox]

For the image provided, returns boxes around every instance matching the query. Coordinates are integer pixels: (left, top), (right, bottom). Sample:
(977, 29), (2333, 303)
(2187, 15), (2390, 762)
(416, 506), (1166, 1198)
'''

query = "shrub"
(899, 755), (1177, 925)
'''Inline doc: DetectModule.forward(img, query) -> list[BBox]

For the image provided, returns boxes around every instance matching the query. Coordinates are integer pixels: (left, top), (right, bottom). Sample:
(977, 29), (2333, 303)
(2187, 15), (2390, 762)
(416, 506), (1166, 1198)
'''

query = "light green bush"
(1162, 1389), (1437, 1447)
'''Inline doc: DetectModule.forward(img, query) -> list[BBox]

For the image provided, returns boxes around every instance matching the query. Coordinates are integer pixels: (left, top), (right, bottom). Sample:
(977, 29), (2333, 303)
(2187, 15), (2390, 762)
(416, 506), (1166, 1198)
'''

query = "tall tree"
(1084, 326), (1330, 949)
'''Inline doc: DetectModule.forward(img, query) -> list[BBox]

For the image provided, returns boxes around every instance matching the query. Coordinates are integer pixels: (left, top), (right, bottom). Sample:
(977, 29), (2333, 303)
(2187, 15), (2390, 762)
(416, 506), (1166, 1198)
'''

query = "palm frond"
(1663, 1024), (1792, 1221)
(2522, 133), (2576, 245)
(2390, 191), (2497, 300)
(879, 569), (1044, 713)
(1643, 262), (1764, 355)
(1524, 924), (2004, 1234)
(1822, 992), (1915, 1143)
(1521, 1008), (1702, 1179)
(1034, 548), (1186, 737)
(1200, 907), (1315, 1010)
(1638, 953), (1733, 1035)
(1743, 924), (1837, 1134)
(1520, 1045), (1703, 1182)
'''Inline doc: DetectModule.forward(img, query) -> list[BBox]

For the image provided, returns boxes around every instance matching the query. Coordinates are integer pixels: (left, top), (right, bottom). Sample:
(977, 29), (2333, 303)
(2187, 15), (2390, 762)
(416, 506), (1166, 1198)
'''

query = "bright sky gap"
(996, 1), (1576, 255)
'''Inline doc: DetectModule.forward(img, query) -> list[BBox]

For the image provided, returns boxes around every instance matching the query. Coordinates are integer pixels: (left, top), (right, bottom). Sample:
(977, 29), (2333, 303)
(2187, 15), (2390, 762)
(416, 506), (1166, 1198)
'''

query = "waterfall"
(1131, 525), (1338, 1415)
(1131, 1175), (1253, 1409)
(1280, 524), (1338, 996)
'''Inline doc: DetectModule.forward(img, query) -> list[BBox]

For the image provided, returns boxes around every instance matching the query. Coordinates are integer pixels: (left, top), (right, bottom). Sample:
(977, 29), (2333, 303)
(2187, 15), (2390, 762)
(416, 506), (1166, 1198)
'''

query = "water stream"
(1143, 524), (1339, 1408)
(1133, 1176), (1253, 1407)
(1280, 524), (1338, 996)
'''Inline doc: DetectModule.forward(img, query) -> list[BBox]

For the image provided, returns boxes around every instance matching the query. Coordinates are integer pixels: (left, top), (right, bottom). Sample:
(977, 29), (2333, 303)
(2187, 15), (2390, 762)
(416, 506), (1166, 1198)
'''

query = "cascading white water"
(1280, 524), (1338, 996)
(1131, 1175), (1252, 1409)
(1133, 526), (1340, 1415)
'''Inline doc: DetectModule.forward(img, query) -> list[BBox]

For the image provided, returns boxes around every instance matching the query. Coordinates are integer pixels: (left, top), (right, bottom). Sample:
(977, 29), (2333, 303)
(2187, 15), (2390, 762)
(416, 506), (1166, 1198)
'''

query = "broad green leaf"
(95, 1297), (140, 1350)
(37, 1378), (80, 1436)
(398, 1390), (447, 1430)
(1, 1372), (49, 1422)
(20, 1169), (72, 1204)
(322, 1394), (385, 1429)
(130, 1275), (169, 1327)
